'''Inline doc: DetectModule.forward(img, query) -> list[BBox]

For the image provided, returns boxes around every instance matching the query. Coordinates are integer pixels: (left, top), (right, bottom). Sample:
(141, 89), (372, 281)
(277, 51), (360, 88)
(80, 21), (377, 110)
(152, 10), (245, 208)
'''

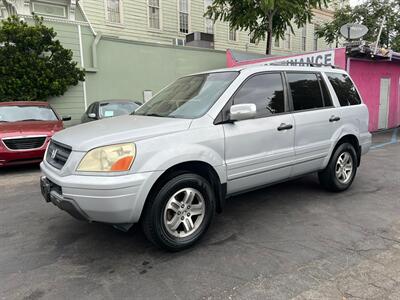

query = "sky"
(349, 0), (364, 6)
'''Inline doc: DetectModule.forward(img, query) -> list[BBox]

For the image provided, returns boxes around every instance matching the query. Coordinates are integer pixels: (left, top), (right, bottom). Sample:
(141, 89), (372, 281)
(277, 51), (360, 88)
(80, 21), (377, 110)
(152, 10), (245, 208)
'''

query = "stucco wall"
(349, 59), (400, 132)
(84, 36), (227, 106)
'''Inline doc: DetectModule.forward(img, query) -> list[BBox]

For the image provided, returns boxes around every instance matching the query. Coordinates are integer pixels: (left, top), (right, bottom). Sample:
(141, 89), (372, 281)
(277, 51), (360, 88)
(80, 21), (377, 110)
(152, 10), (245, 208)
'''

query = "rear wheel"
(141, 173), (215, 251)
(318, 142), (357, 192)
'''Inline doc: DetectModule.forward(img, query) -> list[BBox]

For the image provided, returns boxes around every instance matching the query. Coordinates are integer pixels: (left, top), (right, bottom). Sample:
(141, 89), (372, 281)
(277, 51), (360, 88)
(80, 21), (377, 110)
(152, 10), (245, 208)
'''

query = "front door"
(223, 72), (295, 194)
(378, 78), (391, 130)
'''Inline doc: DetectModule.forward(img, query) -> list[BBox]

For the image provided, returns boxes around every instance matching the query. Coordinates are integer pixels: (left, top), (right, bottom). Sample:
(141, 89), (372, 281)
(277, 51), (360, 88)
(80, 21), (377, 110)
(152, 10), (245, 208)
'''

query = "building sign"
(267, 50), (335, 66)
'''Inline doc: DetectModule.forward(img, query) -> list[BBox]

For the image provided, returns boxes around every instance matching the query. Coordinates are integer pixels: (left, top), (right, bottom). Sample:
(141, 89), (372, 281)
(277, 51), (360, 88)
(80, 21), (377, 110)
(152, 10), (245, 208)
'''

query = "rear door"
(286, 72), (340, 176)
(223, 72), (296, 194)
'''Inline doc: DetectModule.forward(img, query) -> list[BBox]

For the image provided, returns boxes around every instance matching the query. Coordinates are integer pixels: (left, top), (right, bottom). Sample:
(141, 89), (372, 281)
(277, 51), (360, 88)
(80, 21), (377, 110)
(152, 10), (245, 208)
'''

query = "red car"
(0, 101), (70, 167)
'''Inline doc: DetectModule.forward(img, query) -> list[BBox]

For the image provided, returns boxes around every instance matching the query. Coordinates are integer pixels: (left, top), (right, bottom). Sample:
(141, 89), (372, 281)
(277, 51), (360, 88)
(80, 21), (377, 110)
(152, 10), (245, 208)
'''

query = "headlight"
(77, 143), (136, 172)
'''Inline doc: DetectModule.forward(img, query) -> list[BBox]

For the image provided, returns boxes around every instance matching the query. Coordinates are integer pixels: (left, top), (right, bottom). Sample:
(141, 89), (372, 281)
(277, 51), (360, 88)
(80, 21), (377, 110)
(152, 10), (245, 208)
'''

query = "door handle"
(329, 116), (341, 122)
(277, 123), (293, 131)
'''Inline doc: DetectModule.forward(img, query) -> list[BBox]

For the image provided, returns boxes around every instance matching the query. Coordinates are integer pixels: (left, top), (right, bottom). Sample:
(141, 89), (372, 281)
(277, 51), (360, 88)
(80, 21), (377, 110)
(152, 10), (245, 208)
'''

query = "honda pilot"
(40, 65), (371, 251)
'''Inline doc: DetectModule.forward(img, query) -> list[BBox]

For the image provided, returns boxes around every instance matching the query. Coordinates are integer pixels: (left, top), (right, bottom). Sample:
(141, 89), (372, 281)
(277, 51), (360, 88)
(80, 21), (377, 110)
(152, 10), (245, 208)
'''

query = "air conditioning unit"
(172, 38), (185, 46)
(185, 32), (214, 49)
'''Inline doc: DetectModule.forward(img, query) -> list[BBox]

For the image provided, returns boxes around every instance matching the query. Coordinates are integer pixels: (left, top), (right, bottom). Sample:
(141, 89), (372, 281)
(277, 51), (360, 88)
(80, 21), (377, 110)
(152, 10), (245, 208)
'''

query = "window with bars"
(204, 0), (214, 34)
(148, 0), (160, 29)
(107, 0), (121, 23)
(229, 24), (237, 41)
(179, 0), (189, 34)
(301, 26), (307, 51)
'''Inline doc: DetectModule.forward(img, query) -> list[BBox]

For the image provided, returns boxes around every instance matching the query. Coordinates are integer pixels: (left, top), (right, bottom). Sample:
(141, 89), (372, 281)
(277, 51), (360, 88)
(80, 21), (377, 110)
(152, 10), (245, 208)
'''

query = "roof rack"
(267, 61), (337, 68)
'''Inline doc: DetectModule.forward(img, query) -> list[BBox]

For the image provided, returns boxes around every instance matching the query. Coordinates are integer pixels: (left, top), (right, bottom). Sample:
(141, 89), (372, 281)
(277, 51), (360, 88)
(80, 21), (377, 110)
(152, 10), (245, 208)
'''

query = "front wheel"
(141, 173), (215, 251)
(318, 142), (358, 192)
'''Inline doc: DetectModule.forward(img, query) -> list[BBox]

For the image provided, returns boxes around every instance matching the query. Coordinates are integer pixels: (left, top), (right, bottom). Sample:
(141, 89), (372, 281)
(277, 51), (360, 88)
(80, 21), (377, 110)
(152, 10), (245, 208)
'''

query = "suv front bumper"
(40, 162), (162, 224)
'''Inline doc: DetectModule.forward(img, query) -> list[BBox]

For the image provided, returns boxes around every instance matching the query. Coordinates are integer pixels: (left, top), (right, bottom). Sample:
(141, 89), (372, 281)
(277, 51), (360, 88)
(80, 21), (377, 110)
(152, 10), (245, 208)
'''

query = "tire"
(141, 173), (216, 251)
(318, 142), (358, 192)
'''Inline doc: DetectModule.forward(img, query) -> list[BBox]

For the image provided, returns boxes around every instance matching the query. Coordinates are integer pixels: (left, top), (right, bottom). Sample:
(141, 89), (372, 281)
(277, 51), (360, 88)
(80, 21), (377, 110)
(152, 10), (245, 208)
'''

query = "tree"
(205, 0), (329, 55)
(316, 0), (400, 51)
(0, 15), (85, 102)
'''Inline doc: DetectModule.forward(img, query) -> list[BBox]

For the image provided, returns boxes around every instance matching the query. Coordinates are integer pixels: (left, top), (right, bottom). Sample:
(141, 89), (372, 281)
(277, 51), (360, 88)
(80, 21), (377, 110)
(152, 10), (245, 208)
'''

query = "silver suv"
(40, 65), (371, 251)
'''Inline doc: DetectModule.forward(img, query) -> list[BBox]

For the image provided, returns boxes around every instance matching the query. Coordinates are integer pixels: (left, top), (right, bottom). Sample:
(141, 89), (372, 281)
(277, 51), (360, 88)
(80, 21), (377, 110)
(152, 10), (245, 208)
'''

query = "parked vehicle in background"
(40, 65), (371, 251)
(0, 101), (70, 167)
(81, 100), (141, 123)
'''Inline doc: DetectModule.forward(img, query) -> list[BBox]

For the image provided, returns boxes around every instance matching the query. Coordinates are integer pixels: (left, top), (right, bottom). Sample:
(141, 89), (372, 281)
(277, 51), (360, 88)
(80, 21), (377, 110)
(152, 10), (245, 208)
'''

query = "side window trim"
(284, 71), (332, 113)
(214, 71), (290, 124)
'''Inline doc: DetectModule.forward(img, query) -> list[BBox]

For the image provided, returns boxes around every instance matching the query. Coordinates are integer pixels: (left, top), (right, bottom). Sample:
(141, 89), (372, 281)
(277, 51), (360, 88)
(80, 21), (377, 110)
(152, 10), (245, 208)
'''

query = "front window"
(204, 0), (213, 34)
(31, 2), (67, 18)
(148, 0), (160, 29)
(284, 29), (291, 49)
(179, 0), (189, 34)
(229, 24), (237, 41)
(0, 105), (58, 122)
(301, 26), (307, 51)
(135, 72), (239, 119)
(107, 0), (121, 23)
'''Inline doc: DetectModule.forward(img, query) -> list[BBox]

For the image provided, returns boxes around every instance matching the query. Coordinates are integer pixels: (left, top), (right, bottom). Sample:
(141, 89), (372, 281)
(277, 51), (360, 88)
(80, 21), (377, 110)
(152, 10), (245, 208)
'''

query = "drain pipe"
(91, 32), (102, 70)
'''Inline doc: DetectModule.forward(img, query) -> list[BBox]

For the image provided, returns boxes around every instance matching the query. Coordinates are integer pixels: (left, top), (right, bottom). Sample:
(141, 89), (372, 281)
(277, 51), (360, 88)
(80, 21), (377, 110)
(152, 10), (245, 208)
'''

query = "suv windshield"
(135, 71), (239, 119)
(0, 105), (58, 122)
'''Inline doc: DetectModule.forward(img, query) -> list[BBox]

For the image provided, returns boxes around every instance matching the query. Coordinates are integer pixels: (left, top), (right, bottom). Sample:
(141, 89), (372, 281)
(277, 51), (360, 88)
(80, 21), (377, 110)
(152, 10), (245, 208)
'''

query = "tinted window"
(233, 73), (285, 117)
(326, 73), (361, 106)
(135, 72), (239, 119)
(0, 105), (58, 122)
(287, 73), (324, 111)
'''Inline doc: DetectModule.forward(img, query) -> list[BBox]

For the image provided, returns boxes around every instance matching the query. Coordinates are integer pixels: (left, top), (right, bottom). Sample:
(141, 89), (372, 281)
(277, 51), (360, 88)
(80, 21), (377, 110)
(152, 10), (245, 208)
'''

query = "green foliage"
(0, 15), (85, 102)
(315, 0), (400, 51)
(205, 0), (329, 54)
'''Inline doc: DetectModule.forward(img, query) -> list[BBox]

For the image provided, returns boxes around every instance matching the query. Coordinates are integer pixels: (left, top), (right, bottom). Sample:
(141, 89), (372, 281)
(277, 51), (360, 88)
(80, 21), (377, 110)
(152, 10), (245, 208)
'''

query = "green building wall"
(42, 20), (226, 125)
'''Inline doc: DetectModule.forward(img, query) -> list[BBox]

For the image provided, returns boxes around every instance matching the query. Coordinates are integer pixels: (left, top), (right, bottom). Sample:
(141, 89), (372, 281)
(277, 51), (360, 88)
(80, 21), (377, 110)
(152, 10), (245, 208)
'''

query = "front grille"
(46, 140), (72, 170)
(2, 136), (46, 150)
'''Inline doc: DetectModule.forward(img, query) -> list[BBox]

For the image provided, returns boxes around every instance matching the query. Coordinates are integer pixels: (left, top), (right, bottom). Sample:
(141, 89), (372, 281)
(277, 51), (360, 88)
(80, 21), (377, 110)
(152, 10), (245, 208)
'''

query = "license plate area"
(40, 177), (62, 203)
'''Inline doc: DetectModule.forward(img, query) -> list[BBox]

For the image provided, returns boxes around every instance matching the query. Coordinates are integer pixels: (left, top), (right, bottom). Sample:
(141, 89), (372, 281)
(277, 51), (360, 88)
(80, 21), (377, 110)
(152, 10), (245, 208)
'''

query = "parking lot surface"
(1, 129), (399, 300)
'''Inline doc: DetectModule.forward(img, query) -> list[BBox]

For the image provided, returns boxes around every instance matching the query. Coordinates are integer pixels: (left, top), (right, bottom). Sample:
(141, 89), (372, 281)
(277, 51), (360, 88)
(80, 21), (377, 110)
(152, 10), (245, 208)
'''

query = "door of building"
(378, 78), (391, 129)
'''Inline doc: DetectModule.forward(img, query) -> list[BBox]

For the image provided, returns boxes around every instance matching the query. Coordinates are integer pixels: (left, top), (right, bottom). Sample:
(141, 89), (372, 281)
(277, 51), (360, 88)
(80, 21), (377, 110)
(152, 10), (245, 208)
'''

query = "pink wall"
(349, 59), (400, 132)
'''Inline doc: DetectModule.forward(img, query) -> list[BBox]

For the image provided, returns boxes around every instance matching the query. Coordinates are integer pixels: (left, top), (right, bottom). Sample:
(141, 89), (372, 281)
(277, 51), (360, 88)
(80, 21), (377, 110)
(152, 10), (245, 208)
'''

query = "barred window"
(179, 0), (189, 34)
(148, 0), (160, 29)
(107, 0), (121, 23)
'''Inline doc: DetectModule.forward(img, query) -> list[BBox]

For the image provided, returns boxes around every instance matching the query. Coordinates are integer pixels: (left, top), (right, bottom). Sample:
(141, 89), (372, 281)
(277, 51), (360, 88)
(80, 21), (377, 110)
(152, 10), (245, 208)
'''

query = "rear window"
(99, 102), (138, 118)
(287, 73), (325, 111)
(326, 73), (361, 106)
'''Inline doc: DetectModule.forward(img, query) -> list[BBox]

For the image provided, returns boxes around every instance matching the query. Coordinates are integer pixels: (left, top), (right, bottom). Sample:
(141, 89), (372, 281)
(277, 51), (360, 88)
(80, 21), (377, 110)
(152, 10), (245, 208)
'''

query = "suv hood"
(52, 115), (192, 152)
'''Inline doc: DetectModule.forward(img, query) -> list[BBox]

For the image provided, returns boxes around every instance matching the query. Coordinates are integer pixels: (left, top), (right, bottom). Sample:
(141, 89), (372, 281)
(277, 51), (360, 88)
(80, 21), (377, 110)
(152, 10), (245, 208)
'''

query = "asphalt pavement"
(0, 129), (399, 300)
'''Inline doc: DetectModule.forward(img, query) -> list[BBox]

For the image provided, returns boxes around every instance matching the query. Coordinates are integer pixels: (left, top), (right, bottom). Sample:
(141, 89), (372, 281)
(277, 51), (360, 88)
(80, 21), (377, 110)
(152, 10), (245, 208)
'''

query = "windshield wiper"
(19, 119), (43, 122)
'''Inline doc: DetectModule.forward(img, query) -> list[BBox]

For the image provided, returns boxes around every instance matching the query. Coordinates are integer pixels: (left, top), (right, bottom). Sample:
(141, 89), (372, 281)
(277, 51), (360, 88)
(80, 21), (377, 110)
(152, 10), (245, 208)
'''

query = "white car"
(40, 64), (371, 251)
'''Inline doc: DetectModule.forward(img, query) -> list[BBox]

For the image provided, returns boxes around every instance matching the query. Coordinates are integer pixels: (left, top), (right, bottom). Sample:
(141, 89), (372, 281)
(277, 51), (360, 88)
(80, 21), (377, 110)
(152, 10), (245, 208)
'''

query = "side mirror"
(62, 116), (72, 121)
(229, 103), (257, 122)
(88, 113), (97, 119)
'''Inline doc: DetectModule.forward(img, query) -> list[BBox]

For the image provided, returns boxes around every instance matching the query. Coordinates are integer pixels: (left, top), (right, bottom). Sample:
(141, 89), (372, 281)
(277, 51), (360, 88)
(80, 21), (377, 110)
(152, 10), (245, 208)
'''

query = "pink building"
(227, 48), (400, 132)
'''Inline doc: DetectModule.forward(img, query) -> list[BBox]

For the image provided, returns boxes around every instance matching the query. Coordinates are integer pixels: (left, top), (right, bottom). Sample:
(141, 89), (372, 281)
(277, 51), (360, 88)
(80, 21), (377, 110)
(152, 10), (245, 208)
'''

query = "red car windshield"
(0, 105), (58, 122)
